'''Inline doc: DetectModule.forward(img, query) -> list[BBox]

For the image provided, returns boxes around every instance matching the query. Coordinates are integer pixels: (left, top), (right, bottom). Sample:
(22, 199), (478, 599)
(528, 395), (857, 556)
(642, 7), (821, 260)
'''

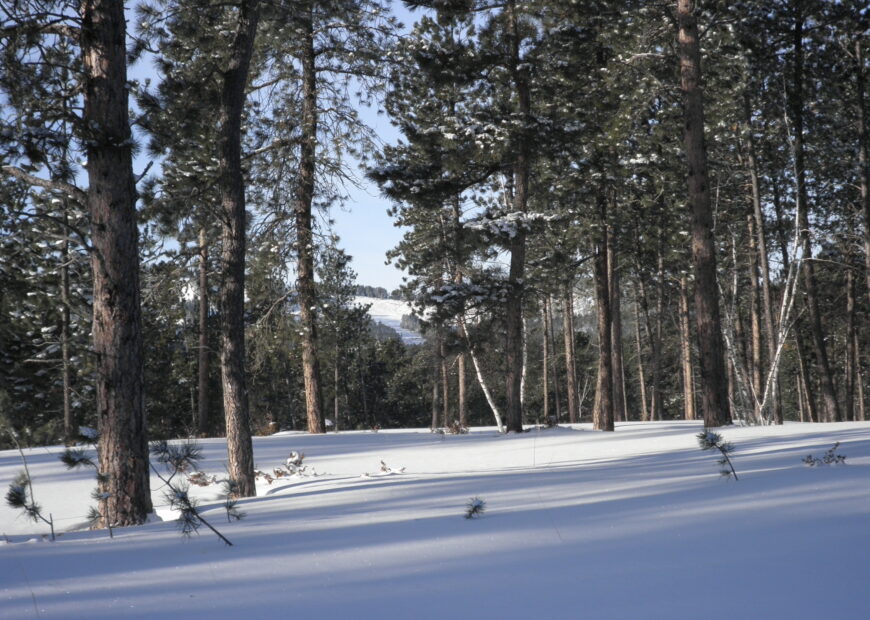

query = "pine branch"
(2, 165), (87, 205)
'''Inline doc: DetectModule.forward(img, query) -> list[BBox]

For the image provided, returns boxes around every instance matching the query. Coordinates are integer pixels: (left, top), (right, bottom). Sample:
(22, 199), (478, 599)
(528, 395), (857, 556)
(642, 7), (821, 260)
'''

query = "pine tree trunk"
(458, 351), (467, 428)
(334, 343), (340, 432)
(790, 9), (840, 423)
(855, 331), (866, 422)
(677, 0), (730, 427)
(743, 91), (783, 424)
(297, 10), (324, 434)
(593, 200), (614, 431)
(633, 295), (650, 422)
(197, 226), (209, 437)
(678, 276), (696, 420)
(504, 0), (529, 433)
(747, 216), (764, 420)
(845, 269), (856, 421)
(636, 276), (658, 421)
(431, 351), (440, 431)
(855, 40), (870, 308)
(82, 0), (152, 526)
(542, 302), (550, 425)
(60, 211), (74, 445)
(440, 334), (450, 428)
(653, 247), (665, 420)
(562, 286), (578, 423)
(608, 228), (627, 423)
(546, 296), (562, 423)
(218, 0), (259, 498)
(796, 371), (805, 423)
(796, 333), (817, 423)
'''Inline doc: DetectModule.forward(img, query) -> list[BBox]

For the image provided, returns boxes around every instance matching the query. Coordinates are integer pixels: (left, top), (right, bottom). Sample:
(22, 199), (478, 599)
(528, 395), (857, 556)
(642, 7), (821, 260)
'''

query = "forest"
(0, 0), (867, 528)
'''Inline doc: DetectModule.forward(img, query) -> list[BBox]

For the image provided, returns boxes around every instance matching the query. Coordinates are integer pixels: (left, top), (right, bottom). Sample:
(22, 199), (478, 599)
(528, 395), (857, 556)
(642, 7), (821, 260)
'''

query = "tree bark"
(440, 332), (450, 428)
(677, 0), (731, 427)
(790, 7), (840, 423)
(678, 276), (696, 420)
(546, 296), (562, 423)
(743, 91), (783, 424)
(593, 199), (614, 431)
(855, 40), (870, 308)
(796, 335), (817, 423)
(503, 0), (529, 433)
(61, 210), (74, 445)
(747, 215), (764, 421)
(607, 228), (627, 423)
(633, 295), (649, 422)
(845, 269), (856, 421)
(541, 302), (550, 425)
(296, 9), (324, 434)
(562, 285), (578, 423)
(82, 0), (152, 525)
(218, 0), (259, 498)
(197, 226), (209, 437)
(334, 342), (340, 431)
(458, 351), (467, 428)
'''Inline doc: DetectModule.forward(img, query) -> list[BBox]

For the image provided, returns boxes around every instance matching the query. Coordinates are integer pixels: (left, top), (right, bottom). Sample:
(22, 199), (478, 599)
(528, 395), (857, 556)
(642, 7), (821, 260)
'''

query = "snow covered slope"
(1, 421), (868, 619)
(354, 295), (423, 344)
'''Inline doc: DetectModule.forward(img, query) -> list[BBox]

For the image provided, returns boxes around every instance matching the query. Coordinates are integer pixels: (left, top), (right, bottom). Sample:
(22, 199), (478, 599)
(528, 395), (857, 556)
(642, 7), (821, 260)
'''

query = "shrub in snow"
(150, 440), (237, 546)
(3, 426), (56, 540)
(464, 497), (486, 519)
(379, 460), (405, 474)
(696, 430), (739, 480)
(802, 442), (846, 467)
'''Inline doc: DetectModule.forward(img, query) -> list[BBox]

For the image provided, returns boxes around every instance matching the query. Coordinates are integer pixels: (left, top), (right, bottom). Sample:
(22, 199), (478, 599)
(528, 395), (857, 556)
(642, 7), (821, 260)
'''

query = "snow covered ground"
(1, 421), (868, 619)
(355, 295), (424, 344)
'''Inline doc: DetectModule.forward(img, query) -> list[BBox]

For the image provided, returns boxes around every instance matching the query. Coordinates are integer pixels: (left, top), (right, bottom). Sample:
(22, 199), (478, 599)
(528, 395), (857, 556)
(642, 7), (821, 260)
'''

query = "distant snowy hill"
(354, 296), (424, 344)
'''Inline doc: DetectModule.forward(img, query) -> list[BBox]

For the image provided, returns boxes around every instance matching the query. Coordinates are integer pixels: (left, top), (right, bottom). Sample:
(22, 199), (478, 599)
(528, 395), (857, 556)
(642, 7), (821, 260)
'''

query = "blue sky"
(128, 4), (417, 292)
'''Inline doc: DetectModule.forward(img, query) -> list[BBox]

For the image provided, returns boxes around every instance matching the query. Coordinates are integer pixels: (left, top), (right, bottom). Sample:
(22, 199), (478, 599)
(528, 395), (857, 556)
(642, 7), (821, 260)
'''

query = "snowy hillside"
(354, 295), (424, 344)
(1, 421), (868, 619)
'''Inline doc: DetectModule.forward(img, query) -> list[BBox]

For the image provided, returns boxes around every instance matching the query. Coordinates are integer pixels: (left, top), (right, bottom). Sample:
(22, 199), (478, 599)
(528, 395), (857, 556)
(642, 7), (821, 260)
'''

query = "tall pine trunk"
(608, 227), (627, 423)
(844, 270), (856, 421)
(218, 0), (259, 497)
(197, 226), (209, 436)
(855, 40), (870, 308)
(61, 209), (74, 445)
(503, 0), (529, 433)
(82, 0), (152, 525)
(593, 199), (614, 431)
(542, 302), (550, 425)
(747, 216), (764, 420)
(743, 91), (783, 424)
(562, 285), (578, 423)
(790, 8), (840, 422)
(633, 295), (649, 422)
(296, 10), (324, 434)
(677, 0), (730, 427)
(458, 351), (467, 428)
(678, 276), (696, 420)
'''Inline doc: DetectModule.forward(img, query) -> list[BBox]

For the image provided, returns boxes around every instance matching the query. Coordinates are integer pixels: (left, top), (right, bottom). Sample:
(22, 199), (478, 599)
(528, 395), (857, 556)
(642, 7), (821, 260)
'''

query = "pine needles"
(697, 430), (739, 480)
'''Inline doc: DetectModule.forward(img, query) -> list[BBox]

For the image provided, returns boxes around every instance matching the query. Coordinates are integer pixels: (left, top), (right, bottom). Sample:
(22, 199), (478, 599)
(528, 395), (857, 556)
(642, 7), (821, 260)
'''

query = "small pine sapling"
(60, 436), (114, 537)
(697, 430), (739, 480)
(802, 442), (847, 467)
(150, 440), (236, 546)
(3, 427), (55, 540)
(464, 497), (486, 519)
(221, 479), (246, 523)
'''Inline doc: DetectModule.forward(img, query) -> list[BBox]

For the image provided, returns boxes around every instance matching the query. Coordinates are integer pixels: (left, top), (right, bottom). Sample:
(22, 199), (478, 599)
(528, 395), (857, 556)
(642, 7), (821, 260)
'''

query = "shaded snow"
(1, 421), (868, 619)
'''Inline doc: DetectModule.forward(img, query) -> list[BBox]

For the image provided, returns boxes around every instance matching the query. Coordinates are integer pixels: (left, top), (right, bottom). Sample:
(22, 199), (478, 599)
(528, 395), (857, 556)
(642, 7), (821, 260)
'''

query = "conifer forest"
(1, 0), (868, 531)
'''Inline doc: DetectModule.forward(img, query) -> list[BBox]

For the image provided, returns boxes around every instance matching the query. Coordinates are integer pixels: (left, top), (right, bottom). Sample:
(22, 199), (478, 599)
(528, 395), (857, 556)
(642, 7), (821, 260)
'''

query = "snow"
(354, 295), (423, 344)
(1, 421), (869, 619)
